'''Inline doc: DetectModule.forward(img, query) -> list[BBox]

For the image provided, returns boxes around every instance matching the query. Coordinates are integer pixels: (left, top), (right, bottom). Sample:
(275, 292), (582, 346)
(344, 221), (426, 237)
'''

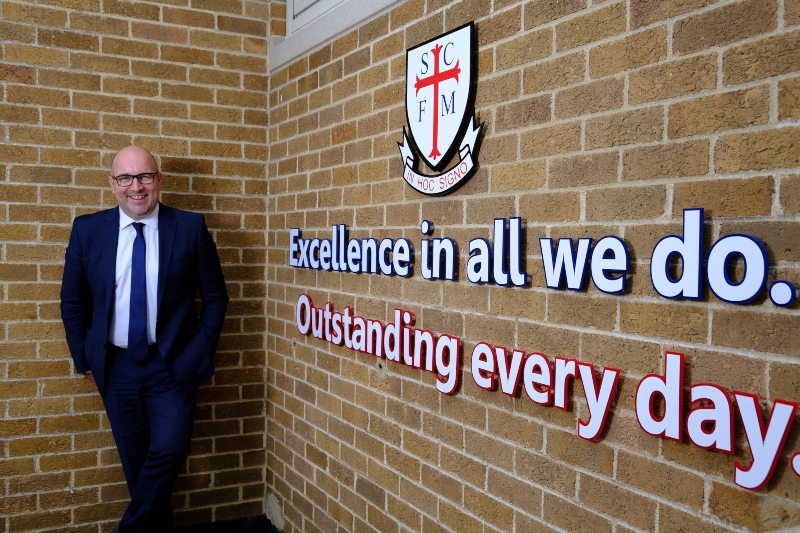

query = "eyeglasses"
(112, 173), (158, 187)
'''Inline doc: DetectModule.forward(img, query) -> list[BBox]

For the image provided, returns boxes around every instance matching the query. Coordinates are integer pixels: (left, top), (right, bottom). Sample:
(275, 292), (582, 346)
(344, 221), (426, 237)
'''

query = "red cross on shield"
(405, 23), (475, 171)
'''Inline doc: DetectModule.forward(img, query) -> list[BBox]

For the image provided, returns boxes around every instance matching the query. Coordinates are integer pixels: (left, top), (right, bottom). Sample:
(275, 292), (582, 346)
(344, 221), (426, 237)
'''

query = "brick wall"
(266, 1), (800, 532)
(2, 0), (800, 531)
(0, 0), (269, 530)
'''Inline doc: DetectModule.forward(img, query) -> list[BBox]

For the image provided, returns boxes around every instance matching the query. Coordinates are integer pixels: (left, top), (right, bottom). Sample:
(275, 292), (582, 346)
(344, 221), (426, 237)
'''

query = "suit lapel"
(157, 203), (176, 315)
(101, 208), (120, 319)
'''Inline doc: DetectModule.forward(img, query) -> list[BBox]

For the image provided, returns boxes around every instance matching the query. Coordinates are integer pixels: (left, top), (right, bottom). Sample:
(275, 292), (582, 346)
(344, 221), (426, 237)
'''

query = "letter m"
(441, 91), (456, 115)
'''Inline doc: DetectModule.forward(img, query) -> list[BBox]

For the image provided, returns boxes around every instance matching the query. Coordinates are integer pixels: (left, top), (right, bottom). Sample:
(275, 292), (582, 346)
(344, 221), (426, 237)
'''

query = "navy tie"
(128, 222), (149, 364)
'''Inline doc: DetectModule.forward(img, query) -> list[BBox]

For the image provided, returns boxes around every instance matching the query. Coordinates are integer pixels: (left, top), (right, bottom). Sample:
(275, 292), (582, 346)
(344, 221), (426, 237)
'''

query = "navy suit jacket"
(60, 204), (228, 396)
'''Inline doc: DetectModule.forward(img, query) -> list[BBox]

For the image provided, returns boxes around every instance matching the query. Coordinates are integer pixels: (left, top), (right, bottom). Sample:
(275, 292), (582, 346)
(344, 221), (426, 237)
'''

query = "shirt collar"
(119, 203), (160, 231)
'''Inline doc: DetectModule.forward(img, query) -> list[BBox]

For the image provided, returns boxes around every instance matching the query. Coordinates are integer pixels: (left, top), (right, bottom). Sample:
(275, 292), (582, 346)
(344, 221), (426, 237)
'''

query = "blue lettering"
(420, 52), (429, 75)
(443, 42), (455, 66)
(441, 92), (455, 115)
(418, 99), (426, 122)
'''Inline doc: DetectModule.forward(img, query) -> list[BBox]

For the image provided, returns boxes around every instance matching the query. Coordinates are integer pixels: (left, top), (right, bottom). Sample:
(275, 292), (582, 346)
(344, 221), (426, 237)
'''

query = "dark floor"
(174, 515), (281, 533)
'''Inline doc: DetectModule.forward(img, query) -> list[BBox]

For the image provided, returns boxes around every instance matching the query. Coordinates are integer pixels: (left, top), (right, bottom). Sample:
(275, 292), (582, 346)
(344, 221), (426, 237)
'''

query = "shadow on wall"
(174, 515), (281, 533)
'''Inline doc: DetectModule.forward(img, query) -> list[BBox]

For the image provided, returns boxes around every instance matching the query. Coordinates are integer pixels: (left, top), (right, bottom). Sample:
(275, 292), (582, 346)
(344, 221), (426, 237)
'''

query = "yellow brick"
(520, 121), (581, 159)
(658, 505), (736, 533)
(191, 141), (242, 158)
(525, 0), (584, 28)
(555, 76), (624, 119)
(10, 510), (72, 531)
(586, 107), (663, 149)
(713, 309), (799, 356)
(8, 321), (66, 340)
(0, 21), (35, 44)
(191, 67), (241, 87)
(517, 322), (580, 360)
(491, 160), (546, 192)
(217, 52), (267, 74)
(161, 83), (214, 103)
(630, 53), (717, 105)
(73, 92), (131, 113)
(41, 145), (100, 166)
(69, 12), (128, 36)
(590, 26), (667, 78)
(622, 140), (709, 181)
(780, 174), (800, 214)
(673, 176), (773, 217)
(0, 144), (39, 164)
(131, 60), (188, 81)
(550, 151), (618, 188)
(38, 69), (101, 91)
(0, 224), (36, 242)
(709, 482), (800, 531)
(9, 436), (71, 456)
(673, 0), (777, 55)
(549, 292), (617, 330)
(523, 51), (585, 95)
(132, 21), (187, 43)
(0, 62), (35, 83)
(582, 333), (661, 375)
(70, 52), (129, 74)
(475, 71), (521, 108)
(9, 125), (71, 147)
(102, 36), (158, 58)
(5, 44), (68, 66)
(544, 492), (612, 533)
(8, 85), (70, 107)
(724, 30), (800, 85)
(190, 29), (241, 51)
(38, 28), (98, 51)
(496, 28), (552, 71)
(0, 104), (38, 124)
(556, 2), (626, 51)
(580, 476), (656, 530)
(716, 127), (800, 172)
(620, 301), (708, 343)
(779, 76), (800, 120)
(586, 184), (666, 221)
(668, 85), (769, 138)
(789, 0), (800, 23)
(631, 0), (715, 28)
(39, 415), (99, 433)
(2, 3), (68, 27)
(163, 6), (216, 28)
(218, 14), (266, 37)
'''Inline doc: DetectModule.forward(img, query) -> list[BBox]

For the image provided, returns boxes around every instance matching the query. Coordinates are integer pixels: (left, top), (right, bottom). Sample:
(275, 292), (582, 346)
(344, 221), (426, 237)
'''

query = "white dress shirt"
(108, 205), (159, 348)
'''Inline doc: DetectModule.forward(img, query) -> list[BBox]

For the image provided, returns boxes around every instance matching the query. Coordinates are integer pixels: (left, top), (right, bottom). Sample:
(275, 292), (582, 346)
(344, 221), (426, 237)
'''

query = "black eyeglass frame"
(111, 172), (159, 187)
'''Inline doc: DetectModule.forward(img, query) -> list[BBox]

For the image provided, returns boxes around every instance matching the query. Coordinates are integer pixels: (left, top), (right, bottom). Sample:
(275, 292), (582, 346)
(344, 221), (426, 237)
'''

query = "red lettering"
(416, 178), (436, 191)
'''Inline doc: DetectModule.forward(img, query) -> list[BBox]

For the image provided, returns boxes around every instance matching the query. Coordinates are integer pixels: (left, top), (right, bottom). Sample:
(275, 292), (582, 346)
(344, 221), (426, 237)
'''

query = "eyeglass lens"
(115, 173), (156, 186)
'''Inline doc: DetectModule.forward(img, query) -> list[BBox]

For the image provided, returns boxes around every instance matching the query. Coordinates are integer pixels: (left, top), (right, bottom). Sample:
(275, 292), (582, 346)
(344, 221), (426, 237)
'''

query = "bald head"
(108, 145), (163, 221)
(111, 145), (159, 176)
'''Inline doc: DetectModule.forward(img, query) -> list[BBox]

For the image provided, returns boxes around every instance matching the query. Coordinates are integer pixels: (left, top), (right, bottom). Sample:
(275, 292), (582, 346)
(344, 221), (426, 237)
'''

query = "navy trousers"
(103, 346), (196, 533)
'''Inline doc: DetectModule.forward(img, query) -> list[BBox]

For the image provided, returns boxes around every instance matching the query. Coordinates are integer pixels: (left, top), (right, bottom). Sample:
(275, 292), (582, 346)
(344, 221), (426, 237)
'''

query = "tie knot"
(132, 222), (145, 237)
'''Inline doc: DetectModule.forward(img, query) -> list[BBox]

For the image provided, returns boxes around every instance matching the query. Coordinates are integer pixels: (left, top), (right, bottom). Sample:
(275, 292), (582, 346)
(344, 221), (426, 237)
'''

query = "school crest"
(399, 22), (482, 195)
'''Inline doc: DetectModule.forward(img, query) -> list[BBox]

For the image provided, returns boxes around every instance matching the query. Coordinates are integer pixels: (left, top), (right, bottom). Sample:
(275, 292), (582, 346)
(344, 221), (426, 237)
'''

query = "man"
(60, 146), (228, 532)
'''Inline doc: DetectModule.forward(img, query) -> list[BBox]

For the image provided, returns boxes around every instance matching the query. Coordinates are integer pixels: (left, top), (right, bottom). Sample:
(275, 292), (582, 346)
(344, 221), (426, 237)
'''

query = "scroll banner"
(399, 117), (483, 196)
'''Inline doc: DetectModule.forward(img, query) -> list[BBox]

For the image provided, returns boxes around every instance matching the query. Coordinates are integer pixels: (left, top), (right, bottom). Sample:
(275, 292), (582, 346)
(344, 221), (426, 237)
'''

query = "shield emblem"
(406, 22), (475, 172)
